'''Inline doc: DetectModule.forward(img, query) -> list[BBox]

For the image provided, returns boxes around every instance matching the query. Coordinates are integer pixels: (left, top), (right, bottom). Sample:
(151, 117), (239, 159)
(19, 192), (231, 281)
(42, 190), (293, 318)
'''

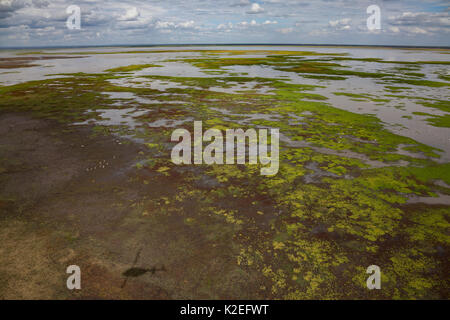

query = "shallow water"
(73, 107), (149, 128)
(1, 45), (449, 161)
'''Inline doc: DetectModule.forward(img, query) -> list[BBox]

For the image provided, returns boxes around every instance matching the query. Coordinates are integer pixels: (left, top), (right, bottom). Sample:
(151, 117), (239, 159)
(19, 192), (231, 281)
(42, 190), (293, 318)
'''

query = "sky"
(0, 0), (449, 47)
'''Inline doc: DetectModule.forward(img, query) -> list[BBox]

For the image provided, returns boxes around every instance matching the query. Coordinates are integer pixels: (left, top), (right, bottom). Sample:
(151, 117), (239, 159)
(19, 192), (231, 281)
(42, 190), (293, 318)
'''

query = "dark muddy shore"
(0, 56), (87, 69)
(0, 112), (256, 299)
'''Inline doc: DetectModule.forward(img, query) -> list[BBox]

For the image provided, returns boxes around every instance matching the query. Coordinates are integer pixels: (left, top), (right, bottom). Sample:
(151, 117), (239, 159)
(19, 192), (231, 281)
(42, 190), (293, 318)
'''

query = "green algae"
(105, 64), (162, 73)
(418, 100), (450, 113)
(178, 54), (394, 79)
(404, 72), (425, 77)
(311, 56), (450, 66)
(386, 78), (449, 88)
(301, 75), (347, 81)
(332, 92), (390, 103)
(422, 114), (450, 128)
(406, 99), (450, 128)
(385, 86), (411, 93)
(278, 63), (392, 78)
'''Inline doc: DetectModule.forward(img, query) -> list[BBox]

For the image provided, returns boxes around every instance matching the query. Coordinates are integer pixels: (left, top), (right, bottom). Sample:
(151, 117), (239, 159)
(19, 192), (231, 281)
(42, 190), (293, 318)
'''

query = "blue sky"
(0, 0), (449, 47)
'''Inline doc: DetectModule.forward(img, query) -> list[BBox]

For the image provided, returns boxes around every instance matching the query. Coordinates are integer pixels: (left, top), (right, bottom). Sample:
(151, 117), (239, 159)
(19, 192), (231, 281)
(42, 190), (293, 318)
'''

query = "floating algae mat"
(0, 46), (448, 299)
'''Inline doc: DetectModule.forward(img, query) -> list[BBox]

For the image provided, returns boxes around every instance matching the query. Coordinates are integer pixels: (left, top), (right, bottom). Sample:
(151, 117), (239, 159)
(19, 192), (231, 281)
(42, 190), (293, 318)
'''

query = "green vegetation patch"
(105, 64), (162, 73)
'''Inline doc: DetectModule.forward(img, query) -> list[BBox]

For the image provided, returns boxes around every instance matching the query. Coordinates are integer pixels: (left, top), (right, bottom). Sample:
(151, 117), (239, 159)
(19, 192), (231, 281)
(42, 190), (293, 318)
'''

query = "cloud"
(119, 7), (140, 21)
(389, 12), (450, 28)
(0, 0), (28, 19)
(217, 22), (233, 31)
(409, 27), (428, 34)
(328, 18), (351, 31)
(389, 26), (400, 33)
(0, 0), (449, 47)
(247, 3), (264, 14)
(329, 18), (350, 27)
(237, 19), (276, 28)
(237, 20), (255, 27)
(237, 19), (278, 28)
(32, 0), (48, 9)
(178, 20), (195, 28)
(387, 11), (450, 35)
(156, 20), (197, 30)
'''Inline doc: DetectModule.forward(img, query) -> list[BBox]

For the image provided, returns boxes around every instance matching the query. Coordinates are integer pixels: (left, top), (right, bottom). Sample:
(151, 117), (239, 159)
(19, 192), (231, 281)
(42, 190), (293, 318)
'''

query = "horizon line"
(1, 43), (450, 50)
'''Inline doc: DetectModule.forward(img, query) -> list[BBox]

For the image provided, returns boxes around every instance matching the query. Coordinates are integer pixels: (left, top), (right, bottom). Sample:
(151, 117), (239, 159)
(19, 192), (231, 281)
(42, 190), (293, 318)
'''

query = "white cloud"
(389, 26), (400, 33)
(247, 3), (264, 14)
(329, 18), (350, 27)
(387, 11), (450, 35)
(156, 20), (197, 30)
(178, 20), (195, 28)
(119, 7), (140, 21)
(409, 27), (428, 34)
(237, 19), (264, 27)
(329, 18), (351, 31)
(217, 22), (233, 32)
(155, 21), (175, 29)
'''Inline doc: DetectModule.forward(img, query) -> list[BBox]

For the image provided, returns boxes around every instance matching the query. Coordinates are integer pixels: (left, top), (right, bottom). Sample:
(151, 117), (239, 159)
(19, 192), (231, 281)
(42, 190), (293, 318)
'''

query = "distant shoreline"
(1, 43), (450, 50)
